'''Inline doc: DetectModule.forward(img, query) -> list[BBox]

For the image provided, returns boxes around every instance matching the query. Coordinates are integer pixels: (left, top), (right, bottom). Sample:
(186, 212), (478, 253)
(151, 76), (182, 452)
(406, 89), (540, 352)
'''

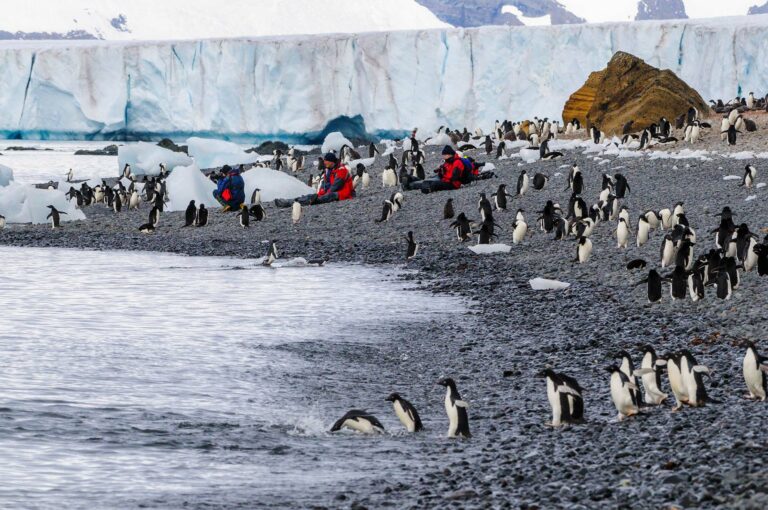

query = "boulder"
(562, 51), (709, 135)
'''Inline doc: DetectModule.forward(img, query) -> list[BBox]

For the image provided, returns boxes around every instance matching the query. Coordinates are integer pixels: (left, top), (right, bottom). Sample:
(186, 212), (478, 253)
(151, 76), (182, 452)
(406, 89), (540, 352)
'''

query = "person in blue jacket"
(213, 165), (246, 211)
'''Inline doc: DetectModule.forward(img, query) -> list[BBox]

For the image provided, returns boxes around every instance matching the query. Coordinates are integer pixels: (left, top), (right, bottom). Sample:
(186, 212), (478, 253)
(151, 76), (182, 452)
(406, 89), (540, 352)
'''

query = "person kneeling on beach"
(275, 153), (355, 207)
(402, 145), (466, 194)
(213, 165), (246, 211)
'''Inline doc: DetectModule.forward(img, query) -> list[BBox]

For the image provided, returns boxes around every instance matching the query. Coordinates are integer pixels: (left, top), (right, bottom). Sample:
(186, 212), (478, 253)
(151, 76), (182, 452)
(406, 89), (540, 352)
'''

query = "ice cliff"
(0, 15), (766, 141)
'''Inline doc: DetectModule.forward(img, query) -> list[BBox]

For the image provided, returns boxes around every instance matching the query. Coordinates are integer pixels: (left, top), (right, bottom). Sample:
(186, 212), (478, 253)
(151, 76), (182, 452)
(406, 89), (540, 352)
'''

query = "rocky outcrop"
(562, 51), (709, 135)
(636, 0), (687, 21)
(748, 2), (768, 14)
(415, 0), (584, 27)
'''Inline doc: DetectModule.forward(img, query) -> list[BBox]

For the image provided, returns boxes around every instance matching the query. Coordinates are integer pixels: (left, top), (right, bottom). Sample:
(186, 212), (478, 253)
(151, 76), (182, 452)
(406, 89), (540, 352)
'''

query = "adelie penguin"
(195, 204), (208, 227)
(512, 210), (527, 244)
(262, 241), (279, 267)
(238, 206), (250, 228)
(450, 213), (473, 242)
(574, 236), (592, 264)
(640, 346), (668, 405)
(183, 200), (196, 227)
(532, 173), (548, 191)
(516, 169), (529, 196)
(537, 369), (584, 427)
(477, 193), (493, 221)
(743, 341), (768, 401)
(385, 393), (423, 432)
(291, 200), (302, 225)
(606, 365), (640, 421)
(679, 350), (714, 407)
(330, 410), (385, 434)
(443, 198), (455, 220)
(405, 231), (418, 260)
(492, 184), (512, 211)
(46, 205), (66, 229)
(636, 269), (665, 304)
(438, 377), (471, 438)
(249, 203), (266, 222)
(740, 164), (757, 189)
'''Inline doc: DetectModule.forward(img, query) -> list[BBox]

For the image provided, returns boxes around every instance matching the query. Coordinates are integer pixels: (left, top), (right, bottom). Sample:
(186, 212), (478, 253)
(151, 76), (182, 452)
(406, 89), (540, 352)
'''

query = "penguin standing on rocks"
(616, 218), (631, 249)
(614, 174), (630, 198)
(291, 200), (302, 225)
(195, 204), (208, 227)
(250, 203), (267, 222)
(443, 198), (455, 220)
(664, 352), (689, 411)
(743, 341), (767, 401)
(405, 231), (418, 260)
(183, 200), (197, 227)
(512, 210), (527, 244)
(238, 206), (250, 228)
(640, 346), (668, 405)
(606, 366), (639, 420)
(385, 393), (423, 432)
(438, 378), (471, 438)
(574, 236), (592, 264)
(516, 169), (529, 196)
(679, 350), (713, 407)
(492, 184), (512, 211)
(450, 213), (473, 242)
(478, 193), (493, 222)
(537, 369), (583, 426)
(637, 215), (650, 247)
(532, 173), (548, 191)
(46, 205), (66, 229)
(636, 269), (665, 303)
(741, 164), (757, 189)
(330, 410), (385, 434)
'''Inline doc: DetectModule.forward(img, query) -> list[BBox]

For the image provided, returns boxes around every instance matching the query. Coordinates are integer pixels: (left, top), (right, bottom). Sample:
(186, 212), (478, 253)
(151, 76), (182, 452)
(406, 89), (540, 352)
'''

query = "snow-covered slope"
(560, 0), (765, 23)
(1, 15), (767, 141)
(0, 0), (448, 40)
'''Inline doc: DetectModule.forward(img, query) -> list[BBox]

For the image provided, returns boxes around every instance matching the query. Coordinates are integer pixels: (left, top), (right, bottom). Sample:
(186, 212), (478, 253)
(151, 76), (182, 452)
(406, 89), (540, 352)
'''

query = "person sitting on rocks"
(402, 145), (466, 194)
(213, 165), (246, 211)
(275, 153), (354, 207)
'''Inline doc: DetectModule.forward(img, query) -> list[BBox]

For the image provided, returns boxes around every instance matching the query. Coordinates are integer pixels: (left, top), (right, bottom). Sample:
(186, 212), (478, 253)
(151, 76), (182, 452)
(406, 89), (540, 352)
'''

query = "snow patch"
(241, 168), (314, 202)
(468, 244), (512, 255)
(723, 175), (742, 180)
(187, 137), (259, 170)
(164, 163), (218, 212)
(0, 182), (85, 224)
(501, 5), (552, 26)
(118, 142), (193, 177)
(529, 278), (571, 291)
(321, 132), (353, 155)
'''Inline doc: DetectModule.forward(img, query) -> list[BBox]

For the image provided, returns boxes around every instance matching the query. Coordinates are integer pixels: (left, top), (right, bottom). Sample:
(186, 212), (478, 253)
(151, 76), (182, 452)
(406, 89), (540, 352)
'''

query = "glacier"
(0, 15), (767, 141)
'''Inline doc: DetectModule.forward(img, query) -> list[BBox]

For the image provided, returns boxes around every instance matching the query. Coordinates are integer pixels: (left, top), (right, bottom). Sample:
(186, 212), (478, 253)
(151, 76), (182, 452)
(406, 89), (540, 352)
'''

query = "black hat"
(441, 145), (456, 156)
(323, 152), (338, 163)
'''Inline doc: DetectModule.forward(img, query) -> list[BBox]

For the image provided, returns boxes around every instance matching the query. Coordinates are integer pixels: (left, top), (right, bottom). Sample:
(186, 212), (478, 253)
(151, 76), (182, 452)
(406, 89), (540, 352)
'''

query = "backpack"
(458, 157), (478, 184)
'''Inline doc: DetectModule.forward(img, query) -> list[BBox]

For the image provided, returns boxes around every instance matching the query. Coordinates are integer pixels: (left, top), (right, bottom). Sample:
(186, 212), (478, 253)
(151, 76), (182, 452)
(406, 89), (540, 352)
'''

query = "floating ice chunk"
(118, 142), (193, 177)
(0, 182), (85, 224)
(0, 164), (14, 187)
(242, 167), (314, 202)
(468, 244), (512, 254)
(723, 175), (741, 180)
(164, 163), (219, 212)
(321, 132), (352, 155)
(757, 182), (766, 189)
(187, 137), (258, 170)
(529, 278), (570, 291)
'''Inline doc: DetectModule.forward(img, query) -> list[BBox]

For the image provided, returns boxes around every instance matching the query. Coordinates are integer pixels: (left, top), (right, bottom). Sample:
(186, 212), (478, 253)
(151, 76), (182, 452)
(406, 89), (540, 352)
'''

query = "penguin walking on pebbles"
(492, 184), (512, 211)
(291, 200), (302, 225)
(636, 269), (665, 303)
(183, 200), (196, 227)
(46, 205), (66, 229)
(574, 236), (592, 263)
(679, 350), (713, 407)
(438, 377), (471, 438)
(238, 206), (250, 228)
(330, 410), (385, 434)
(537, 369), (584, 427)
(606, 366), (640, 421)
(616, 218), (631, 249)
(743, 341), (767, 401)
(640, 346), (668, 405)
(516, 170), (529, 196)
(450, 213), (474, 242)
(443, 198), (455, 220)
(195, 204), (208, 227)
(741, 164), (757, 189)
(385, 393), (423, 432)
(405, 231), (418, 260)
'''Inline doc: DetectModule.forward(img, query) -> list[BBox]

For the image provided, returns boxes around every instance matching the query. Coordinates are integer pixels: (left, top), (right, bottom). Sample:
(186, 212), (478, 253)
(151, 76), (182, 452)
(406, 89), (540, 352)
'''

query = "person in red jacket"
(275, 152), (355, 207)
(402, 145), (465, 193)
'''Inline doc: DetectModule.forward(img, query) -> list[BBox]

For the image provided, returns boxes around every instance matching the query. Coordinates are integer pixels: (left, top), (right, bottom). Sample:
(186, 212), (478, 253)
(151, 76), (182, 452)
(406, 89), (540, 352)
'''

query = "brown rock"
(562, 51), (709, 135)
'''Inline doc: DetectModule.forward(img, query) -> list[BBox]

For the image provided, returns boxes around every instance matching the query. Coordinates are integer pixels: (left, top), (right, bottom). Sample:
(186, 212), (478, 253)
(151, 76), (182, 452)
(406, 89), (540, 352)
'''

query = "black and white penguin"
(516, 170), (529, 196)
(238, 206), (250, 228)
(113, 192), (122, 213)
(679, 350), (713, 407)
(262, 241), (278, 267)
(195, 204), (208, 227)
(626, 259), (647, 270)
(606, 365), (639, 421)
(251, 188), (262, 206)
(376, 200), (394, 223)
(536, 369), (583, 427)
(574, 236), (592, 263)
(330, 410), (385, 434)
(640, 346), (668, 405)
(0, 214), (5, 230)
(492, 184), (512, 211)
(438, 378), (471, 438)
(405, 231), (418, 260)
(532, 173), (548, 191)
(743, 341), (767, 401)
(478, 193), (493, 221)
(617, 351), (644, 406)
(616, 218), (631, 249)
(637, 269), (664, 303)
(443, 198), (455, 220)
(614, 173), (630, 198)
(183, 200), (196, 227)
(723, 125), (740, 145)
(740, 164), (757, 189)
(291, 200), (302, 225)
(45, 205), (66, 229)
(249, 204), (266, 222)
(450, 213), (473, 242)
(385, 393), (423, 432)
(512, 210), (527, 244)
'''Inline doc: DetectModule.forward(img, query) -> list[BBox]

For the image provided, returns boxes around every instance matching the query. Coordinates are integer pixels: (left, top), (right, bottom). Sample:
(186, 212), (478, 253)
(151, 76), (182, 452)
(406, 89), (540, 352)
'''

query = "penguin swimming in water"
(330, 410), (385, 434)
(438, 377), (471, 438)
(640, 346), (668, 405)
(743, 341), (767, 401)
(606, 365), (640, 421)
(492, 184), (512, 211)
(46, 205), (66, 229)
(183, 200), (196, 227)
(443, 198), (455, 220)
(405, 231), (418, 260)
(385, 393), (423, 432)
(262, 241), (278, 267)
(195, 204), (208, 227)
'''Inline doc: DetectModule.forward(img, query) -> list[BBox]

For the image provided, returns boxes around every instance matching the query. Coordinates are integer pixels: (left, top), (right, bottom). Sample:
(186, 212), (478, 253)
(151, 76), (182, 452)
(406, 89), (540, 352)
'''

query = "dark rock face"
(415, 0), (584, 27)
(636, 0), (688, 20)
(74, 145), (119, 156)
(748, 2), (768, 14)
(156, 138), (188, 154)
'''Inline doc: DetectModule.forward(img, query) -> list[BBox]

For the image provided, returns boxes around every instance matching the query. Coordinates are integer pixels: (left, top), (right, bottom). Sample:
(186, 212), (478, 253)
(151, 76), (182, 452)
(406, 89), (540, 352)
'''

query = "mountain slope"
(0, 0), (449, 40)
(636, 0), (688, 20)
(415, 0), (583, 26)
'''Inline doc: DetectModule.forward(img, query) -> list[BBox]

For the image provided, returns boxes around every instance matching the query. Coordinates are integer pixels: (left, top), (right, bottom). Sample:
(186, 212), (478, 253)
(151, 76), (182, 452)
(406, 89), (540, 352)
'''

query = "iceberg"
(241, 168), (314, 202)
(0, 164), (13, 187)
(164, 163), (219, 212)
(187, 137), (260, 169)
(321, 132), (353, 155)
(0, 16), (767, 140)
(0, 182), (85, 224)
(117, 142), (193, 176)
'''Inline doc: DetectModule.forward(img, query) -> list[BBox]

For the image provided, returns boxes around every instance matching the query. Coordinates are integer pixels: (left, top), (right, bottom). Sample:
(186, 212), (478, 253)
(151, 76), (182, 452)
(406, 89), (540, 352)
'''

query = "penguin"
(723, 125), (740, 145)
(660, 234), (677, 268)
(614, 174), (630, 198)
(640, 346), (668, 405)
(492, 184), (512, 211)
(675, 239), (696, 270)
(477, 193), (493, 221)
(574, 236), (592, 264)
(183, 200), (196, 227)
(0, 214), (5, 230)
(626, 259), (647, 270)
(511, 211), (527, 244)
(516, 169), (529, 196)
(450, 213), (473, 242)
(45, 205), (66, 229)
(713, 265), (733, 300)
(381, 166), (397, 187)
(443, 198), (455, 220)
(743, 341), (767, 401)
(477, 220), (498, 245)
(251, 188), (262, 206)
(195, 204), (208, 227)
(618, 351), (644, 407)
(754, 243), (768, 276)
(540, 139), (563, 160)
(553, 217), (568, 241)
(616, 217), (630, 249)
(405, 231), (418, 260)
(437, 378), (471, 438)
(249, 204), (266, 222)
(669, 265), (688, 300)
(741, 164), (756, 189)
(291, 200), (302, 225)
(238, 206), (250, 228)
(636, 269), (664, 303)
(138, 222), (155, 234)
(113, 192), (122, 213)
(636, 215), (650, 247)
(536, 369), (583, 427)
(606, 366), (639, 421)
(262, 241), (278, 267)
(532, 173), (548, 191)
(376, 200), (395, 223)
(65, 168), (74, 183)
(495, 140), (506, 159)
(679, 350), (713, 407)
(330, 410), (385, 434)
(566, 164), (580, 192)
(663, 352), (689, 411)
(687, 267), (706, 302)
(122, 163), (132, 179)
(385, 393), (423, 432)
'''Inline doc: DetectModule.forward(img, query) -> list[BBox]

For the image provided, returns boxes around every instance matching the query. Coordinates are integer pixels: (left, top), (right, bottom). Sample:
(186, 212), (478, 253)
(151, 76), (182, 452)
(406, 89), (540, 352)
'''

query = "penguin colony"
(11, 98), (768, 437)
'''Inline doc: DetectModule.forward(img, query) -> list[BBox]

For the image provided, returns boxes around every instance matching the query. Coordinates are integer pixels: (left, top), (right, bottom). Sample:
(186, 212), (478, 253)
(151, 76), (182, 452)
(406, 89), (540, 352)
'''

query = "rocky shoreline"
(2, 130), (768, 509)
